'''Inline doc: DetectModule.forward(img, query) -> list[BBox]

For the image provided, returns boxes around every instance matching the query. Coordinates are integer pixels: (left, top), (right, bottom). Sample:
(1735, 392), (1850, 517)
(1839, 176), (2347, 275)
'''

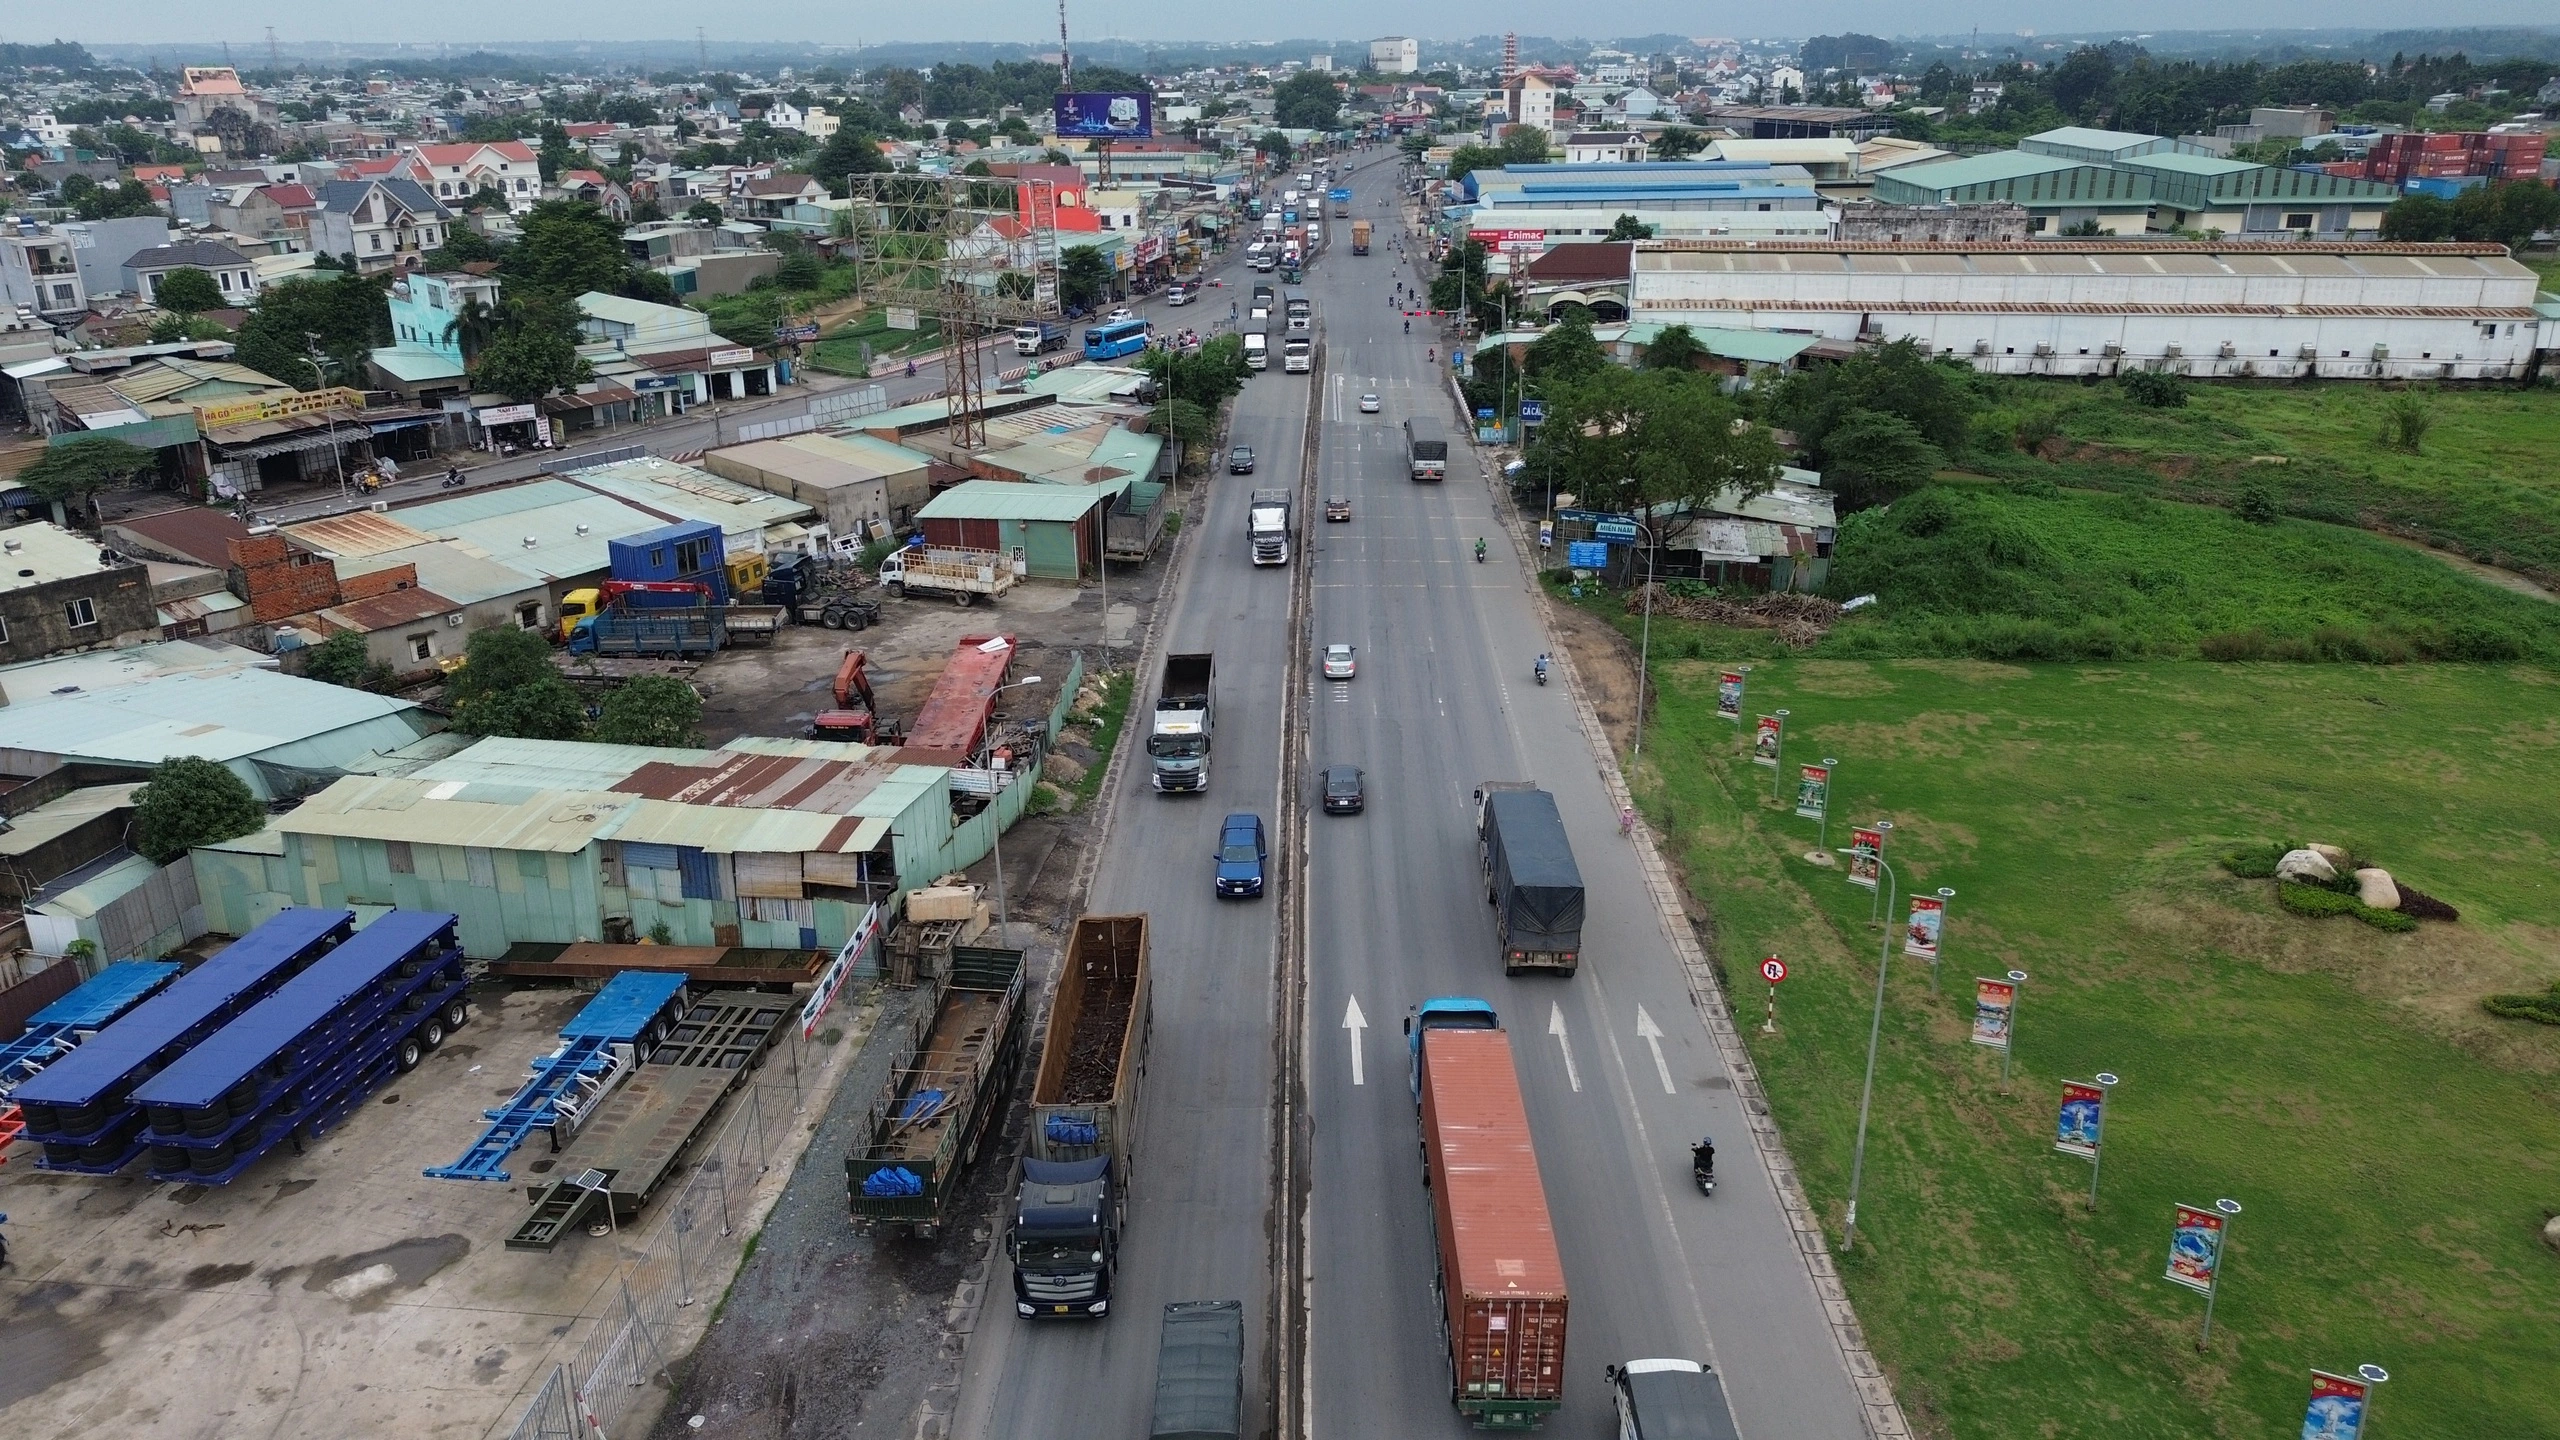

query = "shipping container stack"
(2354, 131), (2551, 189)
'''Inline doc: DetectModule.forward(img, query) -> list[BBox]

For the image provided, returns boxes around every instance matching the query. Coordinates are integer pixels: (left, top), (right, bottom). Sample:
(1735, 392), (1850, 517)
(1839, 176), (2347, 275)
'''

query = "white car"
(1165, 285), (1191, 306)
(1106, 307), (1136, 325)
(1358, 393), (1381, 413)
(1322, 643), (1357, 680)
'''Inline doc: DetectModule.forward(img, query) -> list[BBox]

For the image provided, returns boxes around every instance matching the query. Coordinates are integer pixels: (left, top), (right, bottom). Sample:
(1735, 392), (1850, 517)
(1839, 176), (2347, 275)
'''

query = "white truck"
(1282, 335), (1311, 374)
(1147, 653), (1214, 792)
(877, 547), (1018, 606)
(1242, 325), (1269, 371)
(1247, 488), (1292, 566)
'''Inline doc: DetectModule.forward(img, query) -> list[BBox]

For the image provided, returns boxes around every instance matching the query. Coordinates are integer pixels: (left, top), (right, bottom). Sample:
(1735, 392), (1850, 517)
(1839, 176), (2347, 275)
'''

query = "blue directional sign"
(1567, 541), (1610, 568)
(1594, 517), (1641, 544)
(1476, 408), (1496, 419)
(1519, 399), (1544, 424)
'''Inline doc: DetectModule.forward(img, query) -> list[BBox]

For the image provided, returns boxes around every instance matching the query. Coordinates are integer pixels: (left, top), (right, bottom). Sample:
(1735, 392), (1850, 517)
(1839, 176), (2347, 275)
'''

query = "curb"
(1512, 499), (1915, 1440)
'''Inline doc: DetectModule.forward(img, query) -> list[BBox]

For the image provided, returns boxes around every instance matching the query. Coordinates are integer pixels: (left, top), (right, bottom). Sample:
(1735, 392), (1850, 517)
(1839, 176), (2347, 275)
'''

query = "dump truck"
(1606, 1359), (1744, 1440)
(1151, 1300), (1246, 1440)
(1012, 913), (1152, 1318)
(1351, 219), (1372, 254)
(847, 945), (1026, 1239)
(878, 545), (1017, 606)
(1408, 997), (1567, 1429)
(1247, 488), (1293, 566)
(1475, 783), (1586, 976)
(810, 649), (900, 743)
(1405, 415), (1449, 481)
(1148, 653), (1215, 792)
(1014, 320), (1071, 355)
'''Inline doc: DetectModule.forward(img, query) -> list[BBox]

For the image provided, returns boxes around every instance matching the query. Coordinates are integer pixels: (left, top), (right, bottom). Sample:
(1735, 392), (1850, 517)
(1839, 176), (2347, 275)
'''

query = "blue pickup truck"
(1213, 813), (1267, 898)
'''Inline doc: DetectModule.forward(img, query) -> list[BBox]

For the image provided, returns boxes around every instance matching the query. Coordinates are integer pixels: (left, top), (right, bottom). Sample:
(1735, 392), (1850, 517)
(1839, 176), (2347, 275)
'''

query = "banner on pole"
(1847, 827), (1883, 890)
(1716, 671), (1744, 722)
(1903, 894), (1944, 960)
(2166, 1202), (2228, 1294)
(1794, 764), (1830, 821)
(1972, 977), (2017, 1050)
(1752, 714), (1782, 768)
(2302, 1371), (2372, 1440)
(801, 903), (881, 1038)
(2055, 1080), (2105, 1157)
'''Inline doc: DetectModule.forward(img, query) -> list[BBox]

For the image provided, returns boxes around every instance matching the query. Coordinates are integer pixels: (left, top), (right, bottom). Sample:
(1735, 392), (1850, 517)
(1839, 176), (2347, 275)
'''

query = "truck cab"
(1605, 1359), (1743, 1440)
(1403, 996), (1500, 1100)
(1011, 1155), (1118, 1318)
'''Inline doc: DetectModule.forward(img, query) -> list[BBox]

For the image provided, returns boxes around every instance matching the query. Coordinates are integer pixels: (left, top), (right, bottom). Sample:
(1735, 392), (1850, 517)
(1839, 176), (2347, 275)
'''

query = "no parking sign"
(1759, 956), (1786, 1031)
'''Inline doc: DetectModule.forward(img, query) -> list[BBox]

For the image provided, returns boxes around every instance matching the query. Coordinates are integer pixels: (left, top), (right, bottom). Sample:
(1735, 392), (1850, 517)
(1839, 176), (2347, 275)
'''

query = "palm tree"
(441, 295), (500, 361)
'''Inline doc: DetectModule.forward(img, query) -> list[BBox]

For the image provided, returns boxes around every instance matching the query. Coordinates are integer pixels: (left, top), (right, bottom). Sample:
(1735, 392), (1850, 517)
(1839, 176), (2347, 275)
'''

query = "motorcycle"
(1692, 1140), (1717, 1196)
(441, 470), (468, 489)
(1474, 539), (1487, 564)
(1534, 656), (1549, 686)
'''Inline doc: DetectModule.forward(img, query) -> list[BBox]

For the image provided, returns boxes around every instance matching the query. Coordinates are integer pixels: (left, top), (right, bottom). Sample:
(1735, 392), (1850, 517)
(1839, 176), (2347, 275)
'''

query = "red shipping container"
(1419, 1025), (1568, 1429)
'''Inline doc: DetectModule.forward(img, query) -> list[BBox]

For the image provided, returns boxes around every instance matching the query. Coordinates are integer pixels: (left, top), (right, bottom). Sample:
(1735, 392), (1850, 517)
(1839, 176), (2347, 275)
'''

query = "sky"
(52, 1), (2558, 49)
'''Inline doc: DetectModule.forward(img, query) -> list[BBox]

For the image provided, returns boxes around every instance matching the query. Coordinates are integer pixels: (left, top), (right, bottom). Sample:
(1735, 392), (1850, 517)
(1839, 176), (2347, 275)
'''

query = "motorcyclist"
(1534, 653), (1550, 682)
(1474, 536), (1487, 562)
(1692, 1137), (1715, 1180)
(1403, 318), (1409, 334)
(904, 358), (917, 378)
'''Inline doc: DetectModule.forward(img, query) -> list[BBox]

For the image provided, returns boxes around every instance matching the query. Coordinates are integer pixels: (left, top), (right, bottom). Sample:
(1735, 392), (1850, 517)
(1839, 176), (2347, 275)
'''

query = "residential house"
(798, 106), (841, 142)
(0, 522), (162, 663)
(0, 228), (88, 326)
(310, 178), (451, 273)
(207, 183), (320, 248)
(1500, 73), (1559, 135)
(369, 270), (503, 397)
(1565, 132), (1650, 165)
(272, 509), (557, 672)
(737, 173), (825, 219)
(576, 294), (772, 403)
(1603, 86), (1668, 122)
(397, 140), (544, 212)
(172, 67), (276, 131)
(122, 240), (262, 306)
(554, 169), (632, 222)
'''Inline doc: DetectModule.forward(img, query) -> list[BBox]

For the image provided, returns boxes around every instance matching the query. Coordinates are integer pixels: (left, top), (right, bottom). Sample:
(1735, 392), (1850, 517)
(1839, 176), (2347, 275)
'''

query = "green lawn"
(2520, 253), (2560, 295)
(807, 312), (943, 375)
(1626, 655), (2560, 1440)
(1970, 380), (2560, 584)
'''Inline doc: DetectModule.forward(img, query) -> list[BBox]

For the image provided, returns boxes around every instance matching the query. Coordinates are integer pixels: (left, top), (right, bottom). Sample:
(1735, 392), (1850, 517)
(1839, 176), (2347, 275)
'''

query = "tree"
(20, 434), (156, 521)
(1642, 324), (1709, 372)
(301, 630), (374, 687)
(1819, 411), (1944, 509)
(1522, 311), (1608, 387)
(2448, 179), (2560, 248)
(447, 625), (586, 740)
(76, 180), (162, 220)
(1651, 126), (1708, 160)
(590, 675), (702, 747)
(1605, 213), (1655, 241)
(1767, 338), (1979, 476)
(686, 197), (726, 223)
(1428, 239), (1506, 335)
(1526, 368), (1783, 516)
(1444, 145), (1506, 183)
(152, 266), (224, 314)
(505, 199), (644, 302)
(2050, 46), (2119, 121)
(149, 312), (232, 343)
(440, 293), (501, 361)
(1060, 244), (1112, 310)
(1273, 72), (1342, 131)
(235, 272), (390, 387)
(1499, 126), (1551, 165)
(1254, 131), (1293, 166)
(134, 756), (265, 864)
(473, 326), (591, 401)
(537, 123), (573, 183)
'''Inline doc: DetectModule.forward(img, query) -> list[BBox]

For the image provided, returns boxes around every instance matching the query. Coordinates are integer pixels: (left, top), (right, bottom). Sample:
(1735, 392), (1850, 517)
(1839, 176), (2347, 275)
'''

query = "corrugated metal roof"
(278, 775), (636, 853)
(0, 664), (421, 766)
(562, 457), (813, 532)
(1873, 150), (2097, 190)
(0, 783), (145, 858)
(27, 850), (161, 920)
(335, 542), (542, 607)
(287, 510), (438, 557)
(918, 479), (1113, 523)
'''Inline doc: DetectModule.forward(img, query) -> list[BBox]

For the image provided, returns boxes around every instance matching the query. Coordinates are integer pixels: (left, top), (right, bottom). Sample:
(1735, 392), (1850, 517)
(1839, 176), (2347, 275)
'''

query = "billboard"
(2055, 1080), (2105, 1158)
(2302, 1371), (2373, 1440)
(1468, 227), (1547, 254)
(1903, 894), (1944, 960)
(1847, 827), (1883, 890)
(1055, 91), (1153, 139)
(2165, 1203), (2228, 1294)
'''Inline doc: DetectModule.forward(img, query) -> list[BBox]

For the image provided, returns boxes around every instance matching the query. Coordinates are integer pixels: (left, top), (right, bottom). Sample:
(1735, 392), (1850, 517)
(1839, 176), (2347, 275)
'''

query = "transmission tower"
(267, 28), (280, 72)
(1058, 0), (1072, 88)
(846, 175), (1061, 451)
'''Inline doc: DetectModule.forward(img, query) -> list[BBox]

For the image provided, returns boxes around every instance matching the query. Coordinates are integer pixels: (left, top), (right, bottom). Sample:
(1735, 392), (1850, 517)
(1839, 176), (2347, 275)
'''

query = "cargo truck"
(1282, 336), (1311, 374)
(763, 551), (881, 630)
(568, 604), (729, 657)
(1329, 186), (1353, 216)
(1151, 1300), (1245, 1440)
(1352, 219), (1372, 254)
(1251, 285), (1275, 311)
(1242, 325), (1269, 371)
(847, 945), (1026, 1239)
(1014, 320), (1071, 355)
(1475, 783), (1587, 975)
(1405, 997), (1568, 1428)
(1013, 913), (1152, 1318)
(1605, 1359), (1744, 1440)
(1148, 653), (1215, 792)
(1405, 416), (1449, 481)
(878, 545), (1017, 606)
(1247, 488), (1293, 565)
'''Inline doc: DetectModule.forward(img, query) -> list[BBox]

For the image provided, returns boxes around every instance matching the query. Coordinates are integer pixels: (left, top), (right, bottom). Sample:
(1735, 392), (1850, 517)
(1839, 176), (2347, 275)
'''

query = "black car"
(1228, 446), (1256, 474)
(1321, 765), (1366, 814)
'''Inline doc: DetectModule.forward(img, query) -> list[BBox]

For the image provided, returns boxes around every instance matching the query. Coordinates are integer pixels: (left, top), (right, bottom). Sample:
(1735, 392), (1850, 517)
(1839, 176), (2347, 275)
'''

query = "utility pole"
(1057, 0), (1073, 88)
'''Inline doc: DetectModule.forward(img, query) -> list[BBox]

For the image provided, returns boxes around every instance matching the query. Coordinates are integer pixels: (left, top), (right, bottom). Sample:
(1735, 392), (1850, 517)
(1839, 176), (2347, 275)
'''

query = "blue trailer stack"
(14, 909), (357, 1173)
(130, 911), (467, 1184)
(425, 971), (692, 1183)
(0, 961), (186, 1097)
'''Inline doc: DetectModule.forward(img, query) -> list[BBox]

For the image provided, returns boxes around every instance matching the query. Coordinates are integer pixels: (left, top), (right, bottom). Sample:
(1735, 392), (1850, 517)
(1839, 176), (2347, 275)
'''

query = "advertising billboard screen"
(1055, 91), (1153, 139)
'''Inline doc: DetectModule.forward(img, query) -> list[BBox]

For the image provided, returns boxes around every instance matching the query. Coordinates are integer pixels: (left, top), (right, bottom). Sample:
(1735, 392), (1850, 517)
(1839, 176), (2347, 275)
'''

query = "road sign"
(1476, 408), (1495, 419)
(1594, 517), (1640, 544)
(1566, 540), (1608, 568)
(1555, 506), (1613, 526)
(773, 323), (821, 342)
(1519, 399), (1544, 423)
(1761, 956), (1789, 984)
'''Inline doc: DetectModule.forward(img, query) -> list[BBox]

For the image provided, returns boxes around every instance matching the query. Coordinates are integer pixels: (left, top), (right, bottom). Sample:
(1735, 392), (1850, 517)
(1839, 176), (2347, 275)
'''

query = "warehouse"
(703, 430), (936, 540)
(1627, 239), (2549, 381)
(188, 733), (1034, 958)
(915, 480), (1121, 580)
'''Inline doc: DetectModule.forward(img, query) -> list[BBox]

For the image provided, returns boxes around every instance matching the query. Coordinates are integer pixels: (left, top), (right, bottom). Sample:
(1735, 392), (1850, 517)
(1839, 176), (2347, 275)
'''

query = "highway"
(954, 152), (1874, 1438)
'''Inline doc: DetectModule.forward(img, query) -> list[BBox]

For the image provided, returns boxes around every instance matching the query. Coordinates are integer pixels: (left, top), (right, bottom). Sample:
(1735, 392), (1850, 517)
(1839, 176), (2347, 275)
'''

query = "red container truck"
(1409, 997), (1567, 1428)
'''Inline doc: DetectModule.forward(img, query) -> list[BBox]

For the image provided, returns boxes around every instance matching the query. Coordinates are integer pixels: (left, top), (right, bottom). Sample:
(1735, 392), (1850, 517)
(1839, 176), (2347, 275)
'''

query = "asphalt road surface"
(953, 152), (1874, 1438)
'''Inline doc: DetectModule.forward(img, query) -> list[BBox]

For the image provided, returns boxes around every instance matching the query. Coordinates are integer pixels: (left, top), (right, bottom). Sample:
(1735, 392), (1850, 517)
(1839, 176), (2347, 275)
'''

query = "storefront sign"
(886, 307), (920, 331)
(476, 403), (538, 426)
(1468, 227), (1546, 253)
(632, 375), (686, 392)
(196, 386), (366, 431)
(709, 347), (756, 367)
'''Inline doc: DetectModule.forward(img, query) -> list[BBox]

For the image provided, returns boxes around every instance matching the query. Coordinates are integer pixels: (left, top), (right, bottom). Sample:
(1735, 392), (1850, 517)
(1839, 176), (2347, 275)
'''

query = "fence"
(542, 444), (650, 475)
(734, 384), (890, 443)
(494, 1015), (831, 1440)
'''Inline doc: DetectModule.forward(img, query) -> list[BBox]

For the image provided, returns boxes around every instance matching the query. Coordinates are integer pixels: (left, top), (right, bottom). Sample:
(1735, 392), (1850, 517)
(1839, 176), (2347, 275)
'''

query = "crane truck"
(809, 650), (901, 743)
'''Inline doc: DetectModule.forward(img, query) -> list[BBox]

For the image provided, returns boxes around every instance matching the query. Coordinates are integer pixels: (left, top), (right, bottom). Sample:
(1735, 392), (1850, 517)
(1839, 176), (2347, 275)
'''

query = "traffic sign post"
(1760, 955), (1788, 1032)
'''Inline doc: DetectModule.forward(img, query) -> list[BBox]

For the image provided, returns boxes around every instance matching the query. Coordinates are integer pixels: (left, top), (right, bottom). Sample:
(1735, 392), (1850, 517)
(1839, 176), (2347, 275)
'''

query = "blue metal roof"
(11, 908), (355, 1108)
(132, 911), (457, 1110)
(28, 961), (185, 1029)
(562, 972), (692, 1041)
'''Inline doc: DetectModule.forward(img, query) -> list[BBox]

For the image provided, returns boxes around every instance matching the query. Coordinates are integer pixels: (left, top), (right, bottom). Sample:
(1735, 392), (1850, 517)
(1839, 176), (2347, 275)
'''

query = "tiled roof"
(125, 239), (255, 271)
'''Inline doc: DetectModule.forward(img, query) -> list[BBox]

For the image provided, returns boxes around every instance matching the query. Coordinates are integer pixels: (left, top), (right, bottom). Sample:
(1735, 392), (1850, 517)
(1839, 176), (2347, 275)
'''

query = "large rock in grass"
(2307, 842), (2353, 871)
(2354, 868), (2401, 910)
(2276, 849), (2339, 885)
(2546, 1214), (2560, 1255)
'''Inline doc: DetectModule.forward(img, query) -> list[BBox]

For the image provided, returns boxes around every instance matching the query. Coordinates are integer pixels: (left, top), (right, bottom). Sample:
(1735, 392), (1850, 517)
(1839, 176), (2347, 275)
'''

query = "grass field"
(1622, 654), (2560, 1439)
(1968, 379), (2560, 584)
(807, 311), (943, 375)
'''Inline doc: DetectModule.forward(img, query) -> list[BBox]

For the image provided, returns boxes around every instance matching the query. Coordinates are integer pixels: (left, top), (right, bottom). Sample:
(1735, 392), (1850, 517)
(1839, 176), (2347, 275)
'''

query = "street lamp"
(985, 674), (1043, 941)
(300, 339), (347, 501)
(1629, 511), (1660, 763)
(1833, 844), (1900, 1254)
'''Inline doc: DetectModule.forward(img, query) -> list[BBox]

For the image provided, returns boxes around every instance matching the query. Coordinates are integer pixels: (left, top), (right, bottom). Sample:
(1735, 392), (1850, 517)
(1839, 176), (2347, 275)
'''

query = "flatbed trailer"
(425, 970), (693, 1183)
(507, 988), (790, 1249)
(15, 908), (357, 1173)
(848, 945), (1026, 1238)
(132, 911), (468, 1185)
(0, 961), (184, 1165)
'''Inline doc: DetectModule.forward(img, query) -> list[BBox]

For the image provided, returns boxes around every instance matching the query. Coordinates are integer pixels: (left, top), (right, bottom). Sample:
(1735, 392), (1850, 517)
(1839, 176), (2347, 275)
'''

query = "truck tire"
(820, 607), (846, 630)
(395, 1036), (424, 1073)
(444, 998), (469, 1031)
(952, 590), (974, 607)
(884, 581), (906, 598)
(421, 1018), (447, 1050)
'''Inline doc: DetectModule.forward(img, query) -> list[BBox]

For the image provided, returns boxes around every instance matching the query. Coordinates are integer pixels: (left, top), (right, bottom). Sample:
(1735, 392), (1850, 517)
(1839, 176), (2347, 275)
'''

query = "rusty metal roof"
(286, 509), (439, 557)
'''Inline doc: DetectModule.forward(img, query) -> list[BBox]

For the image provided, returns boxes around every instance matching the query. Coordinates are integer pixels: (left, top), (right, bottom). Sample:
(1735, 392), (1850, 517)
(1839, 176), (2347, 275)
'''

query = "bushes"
(2218, 841), (2295, 879)
(2482, 982), (2560, 1025)
(2277, 880), (2415, 931)
(2119, 370), (2188, 409)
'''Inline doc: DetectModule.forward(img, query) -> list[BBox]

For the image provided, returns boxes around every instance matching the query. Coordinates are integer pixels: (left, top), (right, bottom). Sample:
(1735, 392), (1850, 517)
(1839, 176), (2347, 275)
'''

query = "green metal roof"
(2022, 126), (2177, 159)
(917, 479), (1118, 523)
(1878, 150), (2094, 192)
(2115, 151), (2260, 178)
(368, 345), (466, 383)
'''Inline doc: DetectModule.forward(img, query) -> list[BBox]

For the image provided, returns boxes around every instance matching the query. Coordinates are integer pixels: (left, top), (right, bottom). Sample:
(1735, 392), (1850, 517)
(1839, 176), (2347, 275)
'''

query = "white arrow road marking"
(1635, 1004), (1677, 1095)
(1343, 995), (1368, 1086)
(1549, 1002), (1581, 1093)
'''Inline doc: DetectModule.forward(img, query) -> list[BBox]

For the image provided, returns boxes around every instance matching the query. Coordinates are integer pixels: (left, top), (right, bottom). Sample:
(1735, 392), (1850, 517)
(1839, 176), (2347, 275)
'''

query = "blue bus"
(1084, 318), (1149, 361)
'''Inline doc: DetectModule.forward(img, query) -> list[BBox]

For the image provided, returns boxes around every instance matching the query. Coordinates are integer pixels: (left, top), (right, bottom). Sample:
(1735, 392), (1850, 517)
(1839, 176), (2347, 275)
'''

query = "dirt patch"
(1544, 591), (1641, 753)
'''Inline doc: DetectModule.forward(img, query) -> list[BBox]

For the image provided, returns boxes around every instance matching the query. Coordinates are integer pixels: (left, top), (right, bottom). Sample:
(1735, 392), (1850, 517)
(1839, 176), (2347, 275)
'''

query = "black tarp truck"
(847, 946), (1025, 1238)
(1405, 416), (1448, 481)
(1151, 1300), (1245, 1440)
(1475, 783), (1587, 976)
(1013, 914), (1152, 1317)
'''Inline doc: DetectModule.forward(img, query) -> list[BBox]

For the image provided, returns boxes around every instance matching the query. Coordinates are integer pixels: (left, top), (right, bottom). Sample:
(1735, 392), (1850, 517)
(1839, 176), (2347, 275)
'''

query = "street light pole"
(1841, 849), (1898, 1254)
(1630, 512), (1658, 763)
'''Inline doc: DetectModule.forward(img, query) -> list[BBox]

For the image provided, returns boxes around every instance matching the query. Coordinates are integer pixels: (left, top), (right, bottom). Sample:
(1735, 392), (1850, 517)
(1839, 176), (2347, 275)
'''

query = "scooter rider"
(1475, 536), (1487, 563)
(1692, 1136), (1715, 1181)
(1534, 653), (1550, 683)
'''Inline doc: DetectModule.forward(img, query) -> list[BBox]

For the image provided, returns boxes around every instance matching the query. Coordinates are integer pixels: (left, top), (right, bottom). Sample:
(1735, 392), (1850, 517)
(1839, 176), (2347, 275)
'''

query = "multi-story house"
(123, 240), (263, 305)
(1, 227), (90, 325)
(397, 140), (543, 212)
(310, 178), (452, 274)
